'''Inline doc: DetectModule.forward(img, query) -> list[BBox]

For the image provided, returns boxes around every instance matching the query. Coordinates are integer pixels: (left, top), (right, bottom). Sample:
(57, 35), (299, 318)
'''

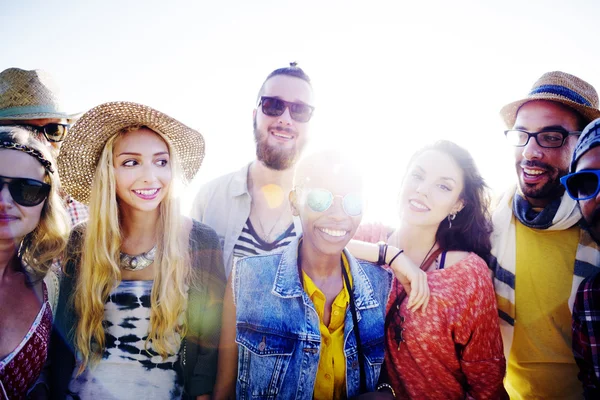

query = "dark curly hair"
(408, 140), (493, 261)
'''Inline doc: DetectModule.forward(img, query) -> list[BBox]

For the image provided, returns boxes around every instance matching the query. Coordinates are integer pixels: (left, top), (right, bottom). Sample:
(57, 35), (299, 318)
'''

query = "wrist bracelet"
(376, 383), (396, 397)
(377, 241), (388, 265)
(388, 249), (404, 266)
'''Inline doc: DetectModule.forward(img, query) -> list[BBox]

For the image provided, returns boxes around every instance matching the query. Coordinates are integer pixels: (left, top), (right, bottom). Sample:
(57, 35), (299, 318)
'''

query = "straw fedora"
(500, 71), (600, 128)
(0, 68), (79, 121)
(57, 101), (205, 205)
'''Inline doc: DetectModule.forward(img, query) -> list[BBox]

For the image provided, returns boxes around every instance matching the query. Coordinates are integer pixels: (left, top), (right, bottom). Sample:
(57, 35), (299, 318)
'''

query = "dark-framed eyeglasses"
(259, 96), (314, 123)
(299, 187), (363, 217)
(561, 169), (600, 201)
(0, 175), (51, 207)
(20, 123), (69, 142)
(504, 128), (581, 148)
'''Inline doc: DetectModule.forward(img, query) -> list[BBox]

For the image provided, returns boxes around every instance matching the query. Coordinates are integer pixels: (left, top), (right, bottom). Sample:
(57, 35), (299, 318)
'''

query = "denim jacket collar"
(272, 236), (381, 311)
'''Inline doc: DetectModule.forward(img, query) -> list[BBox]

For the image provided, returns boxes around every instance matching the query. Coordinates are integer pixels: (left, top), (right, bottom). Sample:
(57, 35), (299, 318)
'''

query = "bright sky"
(2, 0), (600, 223)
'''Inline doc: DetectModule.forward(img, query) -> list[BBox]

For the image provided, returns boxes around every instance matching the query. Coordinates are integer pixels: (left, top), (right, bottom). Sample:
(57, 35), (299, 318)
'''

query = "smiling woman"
(213, 151), (429, 400)
(0, 126), (69, 399)
(349, 140), (506, 399)
(50, 102), (225, 400)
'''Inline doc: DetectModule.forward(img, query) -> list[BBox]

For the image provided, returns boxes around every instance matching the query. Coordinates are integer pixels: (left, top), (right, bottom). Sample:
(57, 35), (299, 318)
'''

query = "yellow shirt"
(302, 254), (352, 400)
(506, 222), (582, 399)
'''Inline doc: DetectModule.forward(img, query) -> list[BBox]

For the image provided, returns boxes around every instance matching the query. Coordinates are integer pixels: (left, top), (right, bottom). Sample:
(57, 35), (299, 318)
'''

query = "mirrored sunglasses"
(304, 188), (363, 217)
(20, 123), (69, 142)
(561, 169), (600, 201)
(259, 96), (314, 123)
(0, 175), (51, 207)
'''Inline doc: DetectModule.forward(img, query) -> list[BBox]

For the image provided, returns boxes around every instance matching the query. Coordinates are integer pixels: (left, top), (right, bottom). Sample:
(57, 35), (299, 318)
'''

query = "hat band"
(529, 84), (592, 107)
(0, 105), (68, 118)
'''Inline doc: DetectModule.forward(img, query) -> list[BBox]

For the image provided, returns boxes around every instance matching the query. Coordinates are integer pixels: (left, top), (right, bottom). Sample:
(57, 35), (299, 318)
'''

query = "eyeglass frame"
(258, 96), (315, 123)
(18, 123), (70, 143)
(560, 169), (600, 201)
(504, 128), (581, 148)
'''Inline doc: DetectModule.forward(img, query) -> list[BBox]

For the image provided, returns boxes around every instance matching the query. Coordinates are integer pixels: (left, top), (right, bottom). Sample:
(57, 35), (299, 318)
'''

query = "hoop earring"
(448, 212), (457, 229)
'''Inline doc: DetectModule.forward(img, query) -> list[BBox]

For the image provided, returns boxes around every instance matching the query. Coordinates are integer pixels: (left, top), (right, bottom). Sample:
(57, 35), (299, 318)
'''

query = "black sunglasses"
(0, 175), (51, 207)
(561, 169), (600, 201)
(20, 123), (69, 142)
(259, 96), (314, 123)
(504, 128), (581, 149)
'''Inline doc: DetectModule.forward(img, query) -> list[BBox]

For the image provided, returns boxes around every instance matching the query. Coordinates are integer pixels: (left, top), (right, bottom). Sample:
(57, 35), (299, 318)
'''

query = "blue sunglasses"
(302, 188), (363, 217)
(561, 169), (600, 200)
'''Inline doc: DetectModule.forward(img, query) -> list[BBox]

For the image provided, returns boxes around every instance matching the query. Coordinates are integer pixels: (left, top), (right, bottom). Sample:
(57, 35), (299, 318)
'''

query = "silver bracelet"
(376, 383), (396, 398)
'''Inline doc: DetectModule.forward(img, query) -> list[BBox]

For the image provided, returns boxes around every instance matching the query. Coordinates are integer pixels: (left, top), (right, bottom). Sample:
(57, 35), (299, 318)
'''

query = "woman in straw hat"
(0, 126), (70, 399)
(50, 102), (225, 400)
(348, 140), (507, 399)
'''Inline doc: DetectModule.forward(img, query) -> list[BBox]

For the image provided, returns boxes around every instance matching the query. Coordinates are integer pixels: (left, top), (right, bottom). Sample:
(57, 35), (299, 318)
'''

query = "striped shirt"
(232, 218), (296, 267)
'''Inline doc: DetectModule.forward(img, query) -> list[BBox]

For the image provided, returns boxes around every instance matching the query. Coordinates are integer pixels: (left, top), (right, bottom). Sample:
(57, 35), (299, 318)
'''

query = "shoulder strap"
(43, 270), (60, 318)
(342, 263), (367, 394)
(439, 251), (447, 270)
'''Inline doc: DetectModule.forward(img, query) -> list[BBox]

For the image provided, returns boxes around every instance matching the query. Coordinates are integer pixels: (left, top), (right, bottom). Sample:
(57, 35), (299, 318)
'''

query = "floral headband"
(0, 141), (54, 173)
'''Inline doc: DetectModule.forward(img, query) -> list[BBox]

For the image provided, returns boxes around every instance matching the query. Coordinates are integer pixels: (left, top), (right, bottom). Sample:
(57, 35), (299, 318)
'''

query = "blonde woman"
(0, 126), (69, 399)
(51, 102), (225, 400)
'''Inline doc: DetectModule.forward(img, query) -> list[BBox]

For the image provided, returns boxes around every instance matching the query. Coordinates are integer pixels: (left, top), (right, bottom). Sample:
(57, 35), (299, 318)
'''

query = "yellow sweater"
(505, 222), (581, 399)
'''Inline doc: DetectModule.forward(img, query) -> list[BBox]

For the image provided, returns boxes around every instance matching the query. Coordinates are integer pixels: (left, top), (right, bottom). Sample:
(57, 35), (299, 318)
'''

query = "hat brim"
(500, 94), (600, 128)
(57, 101), (205, 205)
(0, 111), (81, 122)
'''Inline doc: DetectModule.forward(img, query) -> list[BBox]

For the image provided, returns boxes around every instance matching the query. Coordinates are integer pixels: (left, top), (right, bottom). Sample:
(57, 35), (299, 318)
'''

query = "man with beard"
(191, 63), (314, 277)
(563, 119), (600, 398)
(490, 71), (600, 399)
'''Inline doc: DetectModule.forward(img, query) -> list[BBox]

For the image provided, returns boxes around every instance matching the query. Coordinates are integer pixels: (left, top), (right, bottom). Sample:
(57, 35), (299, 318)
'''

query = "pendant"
(120, 246), (157, 271)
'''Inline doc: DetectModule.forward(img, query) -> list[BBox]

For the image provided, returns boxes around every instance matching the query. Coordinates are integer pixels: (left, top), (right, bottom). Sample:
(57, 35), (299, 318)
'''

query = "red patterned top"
(385, 253), (507, 399)
(0, 283), (51, 400)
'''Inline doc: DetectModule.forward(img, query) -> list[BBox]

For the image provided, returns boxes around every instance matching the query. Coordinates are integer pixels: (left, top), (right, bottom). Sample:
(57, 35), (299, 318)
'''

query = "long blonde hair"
(72, 126), (191, 373)
(0, 127), (69, 278)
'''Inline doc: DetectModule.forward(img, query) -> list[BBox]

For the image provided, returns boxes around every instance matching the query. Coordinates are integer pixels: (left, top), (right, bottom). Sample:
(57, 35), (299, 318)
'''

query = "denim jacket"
(191, 163), (302, 278)
(233, 236), (392, 399)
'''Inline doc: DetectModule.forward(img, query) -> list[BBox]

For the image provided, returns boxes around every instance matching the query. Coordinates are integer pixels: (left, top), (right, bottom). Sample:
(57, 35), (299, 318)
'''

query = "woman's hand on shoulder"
(388, 248), (430, 313)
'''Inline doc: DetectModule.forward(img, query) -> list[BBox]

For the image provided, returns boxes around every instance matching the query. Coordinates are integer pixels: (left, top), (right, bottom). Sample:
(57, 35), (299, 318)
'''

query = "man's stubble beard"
(518, 161), (568, 204)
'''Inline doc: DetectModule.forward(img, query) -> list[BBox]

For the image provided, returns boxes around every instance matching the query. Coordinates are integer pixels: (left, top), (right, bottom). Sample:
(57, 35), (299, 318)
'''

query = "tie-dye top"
(67, 280), (183, 400)
(0, 282), (51, 400)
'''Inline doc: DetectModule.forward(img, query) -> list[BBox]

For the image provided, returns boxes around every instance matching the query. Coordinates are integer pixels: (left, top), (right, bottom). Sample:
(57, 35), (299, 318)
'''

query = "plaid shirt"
(50, 196), (88, 272)
(573, 272), (600, 399)
(65, 195), (88, 227)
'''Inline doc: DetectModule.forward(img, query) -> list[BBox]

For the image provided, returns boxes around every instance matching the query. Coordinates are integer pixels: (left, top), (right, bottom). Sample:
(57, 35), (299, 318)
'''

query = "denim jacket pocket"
(236, 326), (297, 399)
(362, 337), (385, 387)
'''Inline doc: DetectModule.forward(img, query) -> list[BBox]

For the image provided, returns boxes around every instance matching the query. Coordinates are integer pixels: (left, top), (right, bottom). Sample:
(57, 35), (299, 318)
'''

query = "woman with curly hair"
(51, 102), (225, 400)
(349, 140), (507, 399)
(0, 126), (70, 399)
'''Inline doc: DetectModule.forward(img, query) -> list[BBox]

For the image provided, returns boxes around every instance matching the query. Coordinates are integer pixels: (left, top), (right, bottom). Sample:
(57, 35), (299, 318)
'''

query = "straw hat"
(0, 68), (79, 121)
(500, 71), (600, 128)
(57, 101), (205, 204)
